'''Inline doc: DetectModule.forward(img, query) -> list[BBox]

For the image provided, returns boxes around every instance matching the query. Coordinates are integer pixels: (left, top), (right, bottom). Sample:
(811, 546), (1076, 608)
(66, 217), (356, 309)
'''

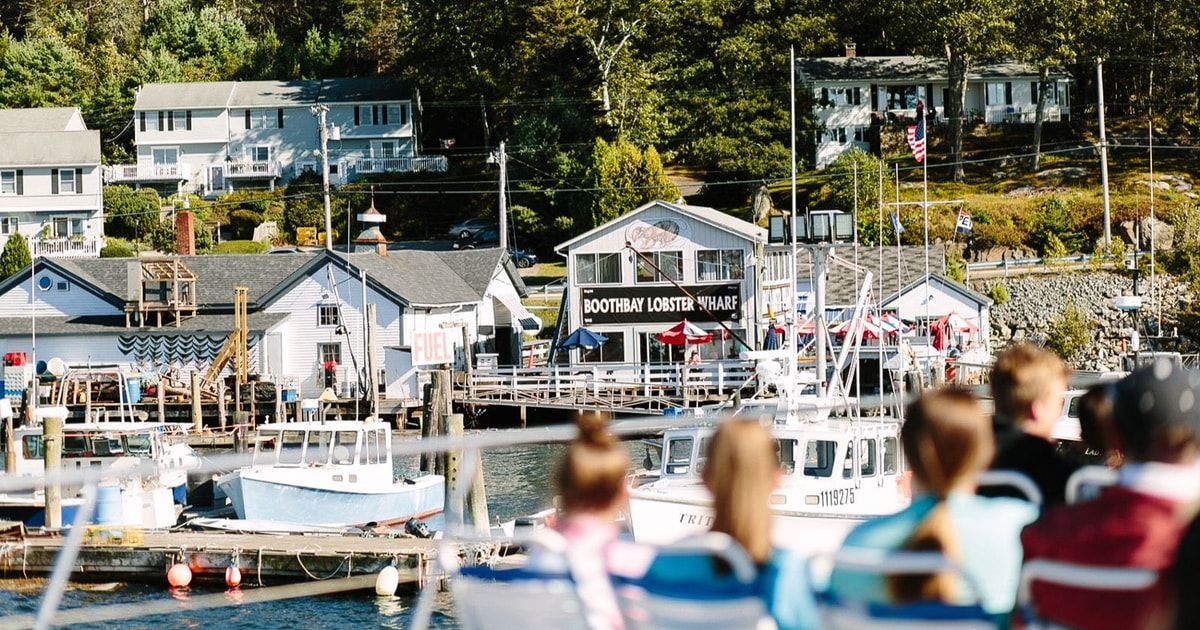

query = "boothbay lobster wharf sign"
(581, 284), (741, 324)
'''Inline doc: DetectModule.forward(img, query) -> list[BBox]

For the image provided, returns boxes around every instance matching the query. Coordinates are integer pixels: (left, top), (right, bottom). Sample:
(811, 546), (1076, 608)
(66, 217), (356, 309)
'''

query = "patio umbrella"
(655, 319), (713, 345)
(933, 311), (979, 333)
(559, 327), (608, 350)
(762, 325), (779, 350)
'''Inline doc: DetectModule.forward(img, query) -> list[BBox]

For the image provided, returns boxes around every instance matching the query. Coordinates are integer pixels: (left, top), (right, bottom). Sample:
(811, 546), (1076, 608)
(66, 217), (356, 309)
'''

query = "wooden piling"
(190, 370), (202, 431)
(4, 411), (14, 474)
(156, 380), (166, 423)
(467, 449), (490, 536)
(426, 369), (451, 476)
(217, 379), (227, 429)
(43, 413), (64, 529)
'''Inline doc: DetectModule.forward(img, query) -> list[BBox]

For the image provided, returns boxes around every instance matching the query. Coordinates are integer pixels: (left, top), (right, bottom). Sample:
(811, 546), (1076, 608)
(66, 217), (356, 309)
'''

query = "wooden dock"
(0, 529), (441, 588)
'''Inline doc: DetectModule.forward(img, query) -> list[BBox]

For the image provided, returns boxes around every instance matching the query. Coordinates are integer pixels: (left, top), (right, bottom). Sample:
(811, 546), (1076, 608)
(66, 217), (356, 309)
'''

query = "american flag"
(906, 100), (926, 163)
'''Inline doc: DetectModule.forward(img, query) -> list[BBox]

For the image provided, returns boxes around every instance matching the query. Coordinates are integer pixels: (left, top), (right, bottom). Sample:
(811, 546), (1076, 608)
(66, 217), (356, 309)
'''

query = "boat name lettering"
(818, 488), (855, 507)
(677, 512), (714, 527)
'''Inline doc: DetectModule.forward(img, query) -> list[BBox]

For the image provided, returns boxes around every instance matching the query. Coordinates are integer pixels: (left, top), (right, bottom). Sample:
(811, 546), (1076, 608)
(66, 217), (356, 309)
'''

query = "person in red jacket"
(1020, 359), (1200, 630)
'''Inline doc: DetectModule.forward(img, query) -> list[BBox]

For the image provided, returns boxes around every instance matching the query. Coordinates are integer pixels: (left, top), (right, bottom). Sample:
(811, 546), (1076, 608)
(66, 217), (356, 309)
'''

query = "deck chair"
(1065, 465), (1118, 504)
(449, 529), (589, 630)
(976, 469), (1043, 507)
(613, 532), (776, 630)
(817, 548), (995, 629)
(1017, 559), (1159, 629)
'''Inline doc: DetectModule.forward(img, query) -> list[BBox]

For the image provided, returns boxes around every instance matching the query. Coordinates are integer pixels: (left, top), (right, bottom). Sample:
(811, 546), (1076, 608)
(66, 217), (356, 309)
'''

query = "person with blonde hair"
(984, 342), (1080, 506)
(828, 388), (1039, 621)
(640, 417), (818, 630)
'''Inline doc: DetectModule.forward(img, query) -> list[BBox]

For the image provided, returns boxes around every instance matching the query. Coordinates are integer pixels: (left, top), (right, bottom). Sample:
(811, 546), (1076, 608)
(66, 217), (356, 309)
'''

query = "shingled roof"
(798, 244), (947, 305)
(795, 56), (1065, 83)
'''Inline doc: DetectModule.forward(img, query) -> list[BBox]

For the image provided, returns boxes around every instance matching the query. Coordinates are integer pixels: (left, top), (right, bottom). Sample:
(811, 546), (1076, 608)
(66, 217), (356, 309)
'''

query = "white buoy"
(375, 563), (399, 596)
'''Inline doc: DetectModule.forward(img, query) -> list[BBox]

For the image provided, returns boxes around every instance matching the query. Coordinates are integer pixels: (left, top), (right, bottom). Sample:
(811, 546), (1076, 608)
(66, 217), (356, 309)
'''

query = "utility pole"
(1097, 59), (1112, 250)
(496, 142), (508, 250)
(311, 104), (334, 251)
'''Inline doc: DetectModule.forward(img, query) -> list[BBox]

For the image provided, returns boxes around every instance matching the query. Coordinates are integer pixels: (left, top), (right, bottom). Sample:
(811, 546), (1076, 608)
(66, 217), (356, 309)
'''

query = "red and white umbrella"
(934, 311), (978, 333)
(655, 319), (713, 345)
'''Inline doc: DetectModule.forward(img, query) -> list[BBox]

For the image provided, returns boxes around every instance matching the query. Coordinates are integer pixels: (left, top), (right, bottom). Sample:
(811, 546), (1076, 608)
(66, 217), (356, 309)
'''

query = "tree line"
(3, 0), (1198, 243)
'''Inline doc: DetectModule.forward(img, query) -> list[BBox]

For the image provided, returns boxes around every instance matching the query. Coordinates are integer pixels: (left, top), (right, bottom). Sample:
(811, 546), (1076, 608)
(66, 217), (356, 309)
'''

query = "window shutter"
(186, 110), (192, 130)
(372, 106), (379, 125)
(139, 112), (146, 132)
(354, 107), (360, 126)
(167, 112), (174, 131)
(1005, 82), (1013, 105)
(15, 170), (22, 195)
(926, 83), (934, 106)
(853, 87), (861, 105)
(278, 108), (284, 128)
(821, 87), (828, 103)
(245, 109), (251, 129)
(870, 85), (878, 110)
(400, 105), (407, 125)
(51, 169), (59, 195)
(1031, 81), (1039, 104)
(76, 168), (83, 194)
(382, 106), (389, 125)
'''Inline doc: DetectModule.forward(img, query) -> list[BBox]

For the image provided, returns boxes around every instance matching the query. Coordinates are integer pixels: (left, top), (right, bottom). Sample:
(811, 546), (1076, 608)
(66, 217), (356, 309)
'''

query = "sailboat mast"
(790, 46), (799, 380)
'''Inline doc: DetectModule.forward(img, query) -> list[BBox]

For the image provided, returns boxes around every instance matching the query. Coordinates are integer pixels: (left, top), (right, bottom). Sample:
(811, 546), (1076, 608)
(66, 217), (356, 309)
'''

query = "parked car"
(453, 227), (500, 249)
(509, 248), (538, 268)
(447, 217), (496, 240)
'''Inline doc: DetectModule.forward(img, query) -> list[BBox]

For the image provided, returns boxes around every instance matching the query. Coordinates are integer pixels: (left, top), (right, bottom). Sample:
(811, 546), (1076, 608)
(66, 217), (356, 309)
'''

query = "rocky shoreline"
(975, 271), (1192, 371)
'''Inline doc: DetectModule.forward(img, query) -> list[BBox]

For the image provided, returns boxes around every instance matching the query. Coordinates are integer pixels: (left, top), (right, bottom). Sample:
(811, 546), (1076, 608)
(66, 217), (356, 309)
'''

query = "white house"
(554, 200), (767, 363)
(797, 51), (1073, 168)
(0, 247), (535, 418)
(0, 107), (104, 259)
(106, 78), (447, 197)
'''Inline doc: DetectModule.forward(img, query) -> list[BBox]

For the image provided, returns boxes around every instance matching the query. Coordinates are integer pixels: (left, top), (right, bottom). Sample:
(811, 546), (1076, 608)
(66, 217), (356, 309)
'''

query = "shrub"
(229, 209), (264, 240)
(1046, 300), (1092, 363)
(100, 239), (136, 258)
(211, 240), (269, 255)
(988, 282), (1009, 304)
(0, 234), (31, 278)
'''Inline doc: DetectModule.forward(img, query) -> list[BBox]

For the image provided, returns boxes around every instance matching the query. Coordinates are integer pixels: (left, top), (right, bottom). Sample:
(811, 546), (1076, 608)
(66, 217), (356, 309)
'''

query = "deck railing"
(33, 237), (103, 259)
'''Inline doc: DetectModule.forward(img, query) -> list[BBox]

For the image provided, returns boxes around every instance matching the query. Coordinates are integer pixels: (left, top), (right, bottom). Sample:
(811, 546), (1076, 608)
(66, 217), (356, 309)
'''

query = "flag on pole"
(889, 211), (905, 235)
(906, 100), (926, 163)
(955, 209), (974, 236)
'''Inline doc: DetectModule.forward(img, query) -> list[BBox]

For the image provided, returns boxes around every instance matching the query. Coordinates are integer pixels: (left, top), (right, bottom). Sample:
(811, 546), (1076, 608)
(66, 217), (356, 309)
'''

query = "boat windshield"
(304, 431), (331, 465)
(803, 439), (838, 478)
(278, 430), (306, 465)
(22, 435), (44, 460)
(776, 438), (799, 475)
(664, 436), (694, 475)
(126, 435), (152, 456)
(332, 431), (358, 465)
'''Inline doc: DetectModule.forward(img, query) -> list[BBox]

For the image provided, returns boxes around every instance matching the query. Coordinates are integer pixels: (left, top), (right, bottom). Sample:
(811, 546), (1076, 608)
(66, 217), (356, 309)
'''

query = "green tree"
(576, 138), (678, 229)
(104, 187), (163, 241)
(0, 32), (83, 107)
(0, 235), (31, 279)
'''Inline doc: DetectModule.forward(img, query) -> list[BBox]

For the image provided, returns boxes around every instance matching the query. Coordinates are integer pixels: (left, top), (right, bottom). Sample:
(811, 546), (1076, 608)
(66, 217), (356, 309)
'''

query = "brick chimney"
(845, 42), (857, 58)
(175, 210), (195, 255)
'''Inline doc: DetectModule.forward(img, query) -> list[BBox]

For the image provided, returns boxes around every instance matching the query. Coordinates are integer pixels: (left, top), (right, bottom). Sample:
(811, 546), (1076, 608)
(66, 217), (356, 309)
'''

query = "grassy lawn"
(522, 260), (566, 285)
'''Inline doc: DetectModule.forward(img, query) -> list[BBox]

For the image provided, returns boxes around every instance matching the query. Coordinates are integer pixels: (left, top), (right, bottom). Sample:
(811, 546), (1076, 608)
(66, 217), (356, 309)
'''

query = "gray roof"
(0, 312), (286, 336)
(557, 199), (765, 253)
(340, 250), (483, 306)
(796, 56), (1066, 83)
(0, 130), (101, 167)
(798, 244), (946, 305)
(135, 77), (416, 112)
(432, 248), (529, 297)
(229, 81), (323, 107)
(134, 82), (237, 110)
(0, 107), (80, 132)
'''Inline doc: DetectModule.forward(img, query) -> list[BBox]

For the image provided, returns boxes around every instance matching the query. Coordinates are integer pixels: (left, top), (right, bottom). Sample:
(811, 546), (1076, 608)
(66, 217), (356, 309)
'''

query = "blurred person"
(983, 342), (1080, 506)
(828, 387), (1039, 623)
(1022, 360), (1200, 630)
(1076, 381), (1121, 468)
(1170, 511), (1200, 629)
(529, 412), (631, 630)
(640, 418), (818, 630)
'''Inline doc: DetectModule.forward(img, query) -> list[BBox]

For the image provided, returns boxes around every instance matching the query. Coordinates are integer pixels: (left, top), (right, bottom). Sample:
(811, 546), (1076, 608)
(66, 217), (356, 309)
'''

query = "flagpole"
(923, 121), (930, 348)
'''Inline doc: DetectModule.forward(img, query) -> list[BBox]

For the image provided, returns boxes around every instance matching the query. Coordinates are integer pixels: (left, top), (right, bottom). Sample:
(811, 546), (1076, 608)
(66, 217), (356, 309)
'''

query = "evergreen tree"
(0, 234), (31, 280)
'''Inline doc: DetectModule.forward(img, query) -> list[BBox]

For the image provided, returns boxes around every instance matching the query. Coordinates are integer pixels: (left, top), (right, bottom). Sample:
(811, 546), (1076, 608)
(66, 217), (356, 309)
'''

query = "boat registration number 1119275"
(807, 488), (855, 507)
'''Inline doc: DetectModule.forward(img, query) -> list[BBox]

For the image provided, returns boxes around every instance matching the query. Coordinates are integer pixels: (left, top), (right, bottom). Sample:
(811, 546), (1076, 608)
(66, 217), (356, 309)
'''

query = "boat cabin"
(250, 420), (392, 470)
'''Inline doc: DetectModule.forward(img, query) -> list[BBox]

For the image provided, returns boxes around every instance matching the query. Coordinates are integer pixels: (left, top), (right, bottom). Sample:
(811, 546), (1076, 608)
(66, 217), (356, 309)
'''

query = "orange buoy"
(167, 563), (192, 588)
(225, 565), (242, 588)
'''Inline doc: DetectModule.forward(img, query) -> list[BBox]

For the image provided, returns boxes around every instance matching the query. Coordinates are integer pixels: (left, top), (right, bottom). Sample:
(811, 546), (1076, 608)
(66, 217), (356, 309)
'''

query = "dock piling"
(43, 412), (64, 529)
(190, 370), (202, 431)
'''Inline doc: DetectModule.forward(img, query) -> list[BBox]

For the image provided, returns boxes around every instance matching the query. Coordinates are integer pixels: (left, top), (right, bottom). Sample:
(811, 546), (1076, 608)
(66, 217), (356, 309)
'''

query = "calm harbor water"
(0, 438), (657, 629)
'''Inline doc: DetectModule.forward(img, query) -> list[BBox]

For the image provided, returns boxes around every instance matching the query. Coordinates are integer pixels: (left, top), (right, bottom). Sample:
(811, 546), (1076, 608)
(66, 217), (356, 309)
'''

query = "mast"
(1098, 59), (1112, 249)
(789, 46), (799, 380)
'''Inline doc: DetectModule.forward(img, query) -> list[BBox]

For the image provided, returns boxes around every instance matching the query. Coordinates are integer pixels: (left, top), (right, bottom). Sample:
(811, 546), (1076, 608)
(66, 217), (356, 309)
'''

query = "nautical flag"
(440, 138), (456, 149)
(955, 209), (974, 236)
(889, 211), (905, 235)
(906, 100), (926, 163)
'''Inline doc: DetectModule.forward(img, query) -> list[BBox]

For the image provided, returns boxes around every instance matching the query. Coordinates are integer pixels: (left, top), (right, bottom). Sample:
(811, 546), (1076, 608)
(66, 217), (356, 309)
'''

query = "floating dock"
(0, 528), (439, 588)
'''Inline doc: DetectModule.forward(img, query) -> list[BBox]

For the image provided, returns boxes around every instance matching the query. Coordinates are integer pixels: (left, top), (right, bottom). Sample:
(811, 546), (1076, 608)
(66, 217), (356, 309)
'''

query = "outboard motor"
(405, 517), (432, 539)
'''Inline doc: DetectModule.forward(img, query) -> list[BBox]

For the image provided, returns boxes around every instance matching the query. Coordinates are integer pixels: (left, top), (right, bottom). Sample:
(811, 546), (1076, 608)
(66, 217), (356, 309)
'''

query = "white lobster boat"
(216, 418), (444, 527)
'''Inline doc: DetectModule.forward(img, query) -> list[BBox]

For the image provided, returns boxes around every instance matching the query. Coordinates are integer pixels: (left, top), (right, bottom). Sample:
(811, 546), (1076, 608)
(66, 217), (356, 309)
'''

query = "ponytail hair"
(557, 412), (629, 515)
(704, 418), (778, 565)
(887, 387), (993, 603)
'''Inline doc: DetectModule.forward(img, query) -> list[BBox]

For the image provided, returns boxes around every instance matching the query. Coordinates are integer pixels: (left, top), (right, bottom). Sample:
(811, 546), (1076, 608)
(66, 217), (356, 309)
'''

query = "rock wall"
(978, 272), (1191, 371)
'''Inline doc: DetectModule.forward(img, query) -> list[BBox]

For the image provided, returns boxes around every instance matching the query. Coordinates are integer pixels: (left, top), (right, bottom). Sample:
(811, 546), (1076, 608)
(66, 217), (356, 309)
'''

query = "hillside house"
(106, 78), (447, 197)
(0, 107), (104, 259)
(798, 49), (1072, 168)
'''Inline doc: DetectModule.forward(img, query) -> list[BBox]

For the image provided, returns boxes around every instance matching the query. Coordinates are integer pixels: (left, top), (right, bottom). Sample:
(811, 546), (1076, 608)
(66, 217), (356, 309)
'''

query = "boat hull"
(217, 472), (445, 527)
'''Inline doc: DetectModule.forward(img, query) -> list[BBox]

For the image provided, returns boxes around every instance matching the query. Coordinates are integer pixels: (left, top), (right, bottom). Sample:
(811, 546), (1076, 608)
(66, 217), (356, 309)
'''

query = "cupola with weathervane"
(354, 186), (388, 254)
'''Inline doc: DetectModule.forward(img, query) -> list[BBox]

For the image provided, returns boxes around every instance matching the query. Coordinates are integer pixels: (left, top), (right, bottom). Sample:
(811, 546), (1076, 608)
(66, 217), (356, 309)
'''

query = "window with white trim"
(0, 217), (17, 235)
(245, 109), (280, 129)
(58, 169), (76, 194)
(575, 252), (622, 284)
(152, 147), (179, 165)
(52, 217), (69, 238)
(318, 343), (342, 365)
(318, 304), (340, 327)
(387, 104), (408, 126)
(696, 249), (744, 282)
(0, 170), (14, 195)
(636, 251), (683, 283)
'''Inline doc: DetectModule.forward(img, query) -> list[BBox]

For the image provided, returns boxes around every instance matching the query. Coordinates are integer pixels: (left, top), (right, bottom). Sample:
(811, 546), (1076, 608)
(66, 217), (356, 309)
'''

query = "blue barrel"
(94, 485), (123, 525)
(123, 378), (142, 403)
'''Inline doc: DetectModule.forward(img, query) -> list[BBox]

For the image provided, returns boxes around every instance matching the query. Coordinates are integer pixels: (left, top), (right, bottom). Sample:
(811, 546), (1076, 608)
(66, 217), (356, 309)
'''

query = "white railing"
(226, 161), (279, 178)
(354, 156), (448, 174)
(104, 163), (192, 183)
(33, 237), (103, 259)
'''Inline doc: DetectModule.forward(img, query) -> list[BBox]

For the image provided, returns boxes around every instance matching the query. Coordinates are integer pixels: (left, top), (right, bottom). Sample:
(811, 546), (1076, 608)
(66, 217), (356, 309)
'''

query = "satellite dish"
(47, 357), (66, 377)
